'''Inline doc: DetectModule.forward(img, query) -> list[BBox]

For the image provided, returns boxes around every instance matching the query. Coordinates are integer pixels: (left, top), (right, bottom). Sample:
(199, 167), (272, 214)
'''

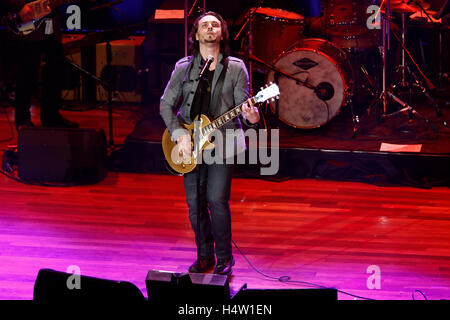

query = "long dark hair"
(189, 11), (230, 57)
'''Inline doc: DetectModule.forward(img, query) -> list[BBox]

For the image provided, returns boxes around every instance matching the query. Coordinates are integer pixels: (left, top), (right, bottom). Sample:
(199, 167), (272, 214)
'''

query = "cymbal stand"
(394, 12), (408, 89)
(390, 30), (442, 115)
(378, 1), (433, 129)
(389, 19), (442, 118)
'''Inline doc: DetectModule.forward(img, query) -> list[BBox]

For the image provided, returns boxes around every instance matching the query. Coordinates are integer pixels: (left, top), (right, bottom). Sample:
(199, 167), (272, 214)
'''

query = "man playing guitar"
(160, 11), (260, 276)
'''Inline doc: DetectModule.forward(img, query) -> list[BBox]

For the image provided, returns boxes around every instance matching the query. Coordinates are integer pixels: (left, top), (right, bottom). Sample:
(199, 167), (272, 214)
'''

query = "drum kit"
(236, 0), (446, 131)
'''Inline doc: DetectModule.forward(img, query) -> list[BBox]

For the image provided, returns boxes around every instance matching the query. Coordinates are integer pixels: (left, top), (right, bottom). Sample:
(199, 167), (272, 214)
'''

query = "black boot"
(214, 256), (235, 276)
(188, 256), (216, 273)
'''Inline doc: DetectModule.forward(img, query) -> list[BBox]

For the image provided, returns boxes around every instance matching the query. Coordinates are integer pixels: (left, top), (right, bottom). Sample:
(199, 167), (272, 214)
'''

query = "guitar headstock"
(253, 83), (280, 104)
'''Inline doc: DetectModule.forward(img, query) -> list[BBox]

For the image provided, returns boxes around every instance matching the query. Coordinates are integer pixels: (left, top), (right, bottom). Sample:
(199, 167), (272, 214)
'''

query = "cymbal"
(382, 0), (431, 14)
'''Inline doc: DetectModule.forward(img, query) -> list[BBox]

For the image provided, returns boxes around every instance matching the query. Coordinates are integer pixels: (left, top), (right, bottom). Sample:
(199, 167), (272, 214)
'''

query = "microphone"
(197, 55), (214, 80)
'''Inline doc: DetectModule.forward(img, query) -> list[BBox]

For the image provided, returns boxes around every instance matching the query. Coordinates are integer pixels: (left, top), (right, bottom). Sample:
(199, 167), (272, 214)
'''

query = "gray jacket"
(160, 53), (251, 159)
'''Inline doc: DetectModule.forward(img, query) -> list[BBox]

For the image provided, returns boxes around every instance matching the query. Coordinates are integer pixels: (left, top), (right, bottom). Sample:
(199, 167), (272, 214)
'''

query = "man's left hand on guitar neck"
(241, 101), (260, 124)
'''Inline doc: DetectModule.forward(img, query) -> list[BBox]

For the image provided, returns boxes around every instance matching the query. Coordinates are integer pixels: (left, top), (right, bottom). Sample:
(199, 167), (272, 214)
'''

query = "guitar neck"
(200, 97), (256, 136)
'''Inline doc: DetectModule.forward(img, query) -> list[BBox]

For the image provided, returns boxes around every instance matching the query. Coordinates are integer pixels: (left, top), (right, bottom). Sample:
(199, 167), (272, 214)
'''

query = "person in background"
(1, 0), (78, 130)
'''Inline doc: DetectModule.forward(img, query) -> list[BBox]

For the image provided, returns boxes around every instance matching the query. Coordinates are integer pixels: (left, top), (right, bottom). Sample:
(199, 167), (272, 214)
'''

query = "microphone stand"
(247, 52), (342, 127)
(63, 56), (115, 145)
(246, 53), (316, 90)
(248, 52), (337, 102)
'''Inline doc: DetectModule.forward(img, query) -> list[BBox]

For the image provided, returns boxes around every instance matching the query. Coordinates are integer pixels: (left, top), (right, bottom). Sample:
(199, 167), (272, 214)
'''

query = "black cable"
(412, 289), (428, 300)
(231, 239), (376, 300)
(234, 232), (440, 299)
(232, 238), (439, 300)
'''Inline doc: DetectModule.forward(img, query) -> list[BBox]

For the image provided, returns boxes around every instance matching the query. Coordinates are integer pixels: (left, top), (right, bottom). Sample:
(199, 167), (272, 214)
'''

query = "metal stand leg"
(378, 9), (434, 129)
(389, 23), (443, 119)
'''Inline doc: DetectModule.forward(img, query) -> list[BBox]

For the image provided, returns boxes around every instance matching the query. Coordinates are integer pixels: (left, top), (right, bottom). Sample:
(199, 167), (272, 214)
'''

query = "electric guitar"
(162, 83), (280, 175)
(3, 0), (73, 41)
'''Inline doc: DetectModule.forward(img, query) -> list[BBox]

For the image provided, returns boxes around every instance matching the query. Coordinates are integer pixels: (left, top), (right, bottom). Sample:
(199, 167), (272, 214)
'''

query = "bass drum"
(267, 38), (353, 129)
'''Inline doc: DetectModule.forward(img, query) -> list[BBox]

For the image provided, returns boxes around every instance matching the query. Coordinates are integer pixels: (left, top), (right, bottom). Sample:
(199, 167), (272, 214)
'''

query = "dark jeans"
(14, 34), (64, 125)
(183, 162), (235, 260)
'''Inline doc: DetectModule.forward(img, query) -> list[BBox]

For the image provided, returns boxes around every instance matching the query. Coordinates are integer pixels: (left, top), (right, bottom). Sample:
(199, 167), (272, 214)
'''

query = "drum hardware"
(409, 0), (447, 86)
(395, 12), (409, 89)
(324, 0), (380, 50)
(344, 79), (362, 133)
(387, 2), (446, 128)
(389, 29), (442, 117)
(234, 7), (259, 95)
(235, 7), (305, 95)
(390, 9), (437, 91)
(246, 52), (318, 94)
(435, 0), (450, 85)
(322, 0), (382, 132)
(346, 49), (380, 134)
(365, 0), (437, 132)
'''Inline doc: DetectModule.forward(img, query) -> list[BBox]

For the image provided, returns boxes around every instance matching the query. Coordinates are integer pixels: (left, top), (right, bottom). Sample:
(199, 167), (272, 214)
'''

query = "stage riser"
(111, 139), (450, 187)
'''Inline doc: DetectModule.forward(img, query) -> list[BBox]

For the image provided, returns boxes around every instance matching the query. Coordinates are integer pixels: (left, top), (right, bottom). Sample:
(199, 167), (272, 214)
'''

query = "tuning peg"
(276, 95), (280, 100)
(270, 98), (275, 102)
(269, 81), (273, 85)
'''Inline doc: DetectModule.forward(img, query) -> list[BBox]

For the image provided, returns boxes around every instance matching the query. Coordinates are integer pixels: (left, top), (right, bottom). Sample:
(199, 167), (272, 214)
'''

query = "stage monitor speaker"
(33, 269), (145, 302)
(232, 287), (337, 312)
(233, 287), (337, 302)
(146, 270), (230, 305)
(18, 127), (107, 184)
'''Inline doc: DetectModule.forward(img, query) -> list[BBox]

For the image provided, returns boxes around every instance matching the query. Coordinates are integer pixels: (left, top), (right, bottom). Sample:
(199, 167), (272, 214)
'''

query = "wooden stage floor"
(0, 104), (449, 301)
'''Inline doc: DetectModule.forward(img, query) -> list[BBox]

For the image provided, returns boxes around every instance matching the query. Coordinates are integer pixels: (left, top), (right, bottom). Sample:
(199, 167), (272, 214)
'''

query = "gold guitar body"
(161, 114), (214, 175)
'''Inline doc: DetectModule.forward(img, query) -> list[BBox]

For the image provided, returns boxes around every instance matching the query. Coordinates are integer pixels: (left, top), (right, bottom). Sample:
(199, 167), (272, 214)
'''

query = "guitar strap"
(210, 57), (229, 115)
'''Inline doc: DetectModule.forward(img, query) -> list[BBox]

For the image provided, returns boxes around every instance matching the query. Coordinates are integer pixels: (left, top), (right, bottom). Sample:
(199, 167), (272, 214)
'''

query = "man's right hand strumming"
(177, 134), (192, 159)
